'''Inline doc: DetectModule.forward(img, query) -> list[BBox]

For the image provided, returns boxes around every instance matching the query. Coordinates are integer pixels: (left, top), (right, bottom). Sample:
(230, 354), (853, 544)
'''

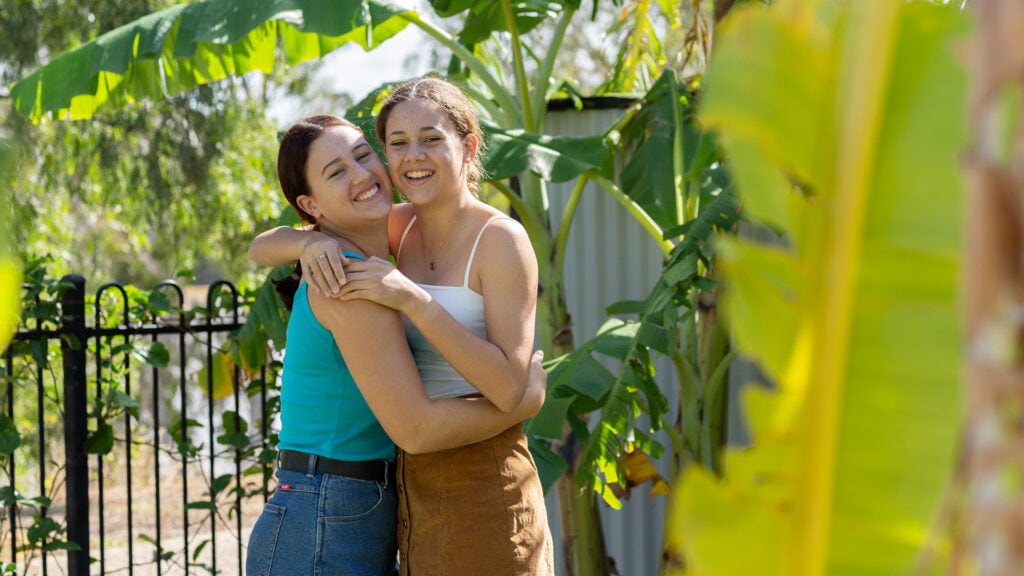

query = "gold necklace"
(424, 203), (468, 271)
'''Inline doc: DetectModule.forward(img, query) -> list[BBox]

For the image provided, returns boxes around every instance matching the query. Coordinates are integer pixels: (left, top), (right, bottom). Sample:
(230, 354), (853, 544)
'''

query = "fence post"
(60, 275), (88, 576)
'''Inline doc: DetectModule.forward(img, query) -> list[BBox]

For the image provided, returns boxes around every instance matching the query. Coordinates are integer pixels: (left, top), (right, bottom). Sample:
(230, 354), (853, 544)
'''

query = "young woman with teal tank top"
(251, 77), (554, 576)
(244, 114), (548, 576)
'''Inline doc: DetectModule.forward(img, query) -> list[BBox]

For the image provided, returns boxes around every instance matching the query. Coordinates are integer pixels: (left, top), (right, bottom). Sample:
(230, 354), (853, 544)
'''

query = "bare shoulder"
(389, 203), (416, 233)
(474, 215), (537, 285)
(480, 215), (532, 253)
(387, 203), (417, 254)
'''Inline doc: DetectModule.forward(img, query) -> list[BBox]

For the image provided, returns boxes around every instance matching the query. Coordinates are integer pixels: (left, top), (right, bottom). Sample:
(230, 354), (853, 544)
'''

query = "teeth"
(406, 170), (433, 179)
(354, 184), (378, 202)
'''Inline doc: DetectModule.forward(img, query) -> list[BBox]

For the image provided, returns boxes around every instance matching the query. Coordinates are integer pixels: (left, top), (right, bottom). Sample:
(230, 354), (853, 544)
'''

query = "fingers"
(299, 237), (351, 297)
(338, 253), (350, 285)
(530, 349), (546, 371)
(305, 262), (324, 296)
(528, 349), (548, 387)
(322, 250), (346, 294)
(312, 250), (336, 296)
(337, 279), (362, 299)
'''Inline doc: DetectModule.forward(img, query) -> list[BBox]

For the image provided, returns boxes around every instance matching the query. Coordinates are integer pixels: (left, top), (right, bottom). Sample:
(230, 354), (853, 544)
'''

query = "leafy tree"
(1, 0), (292, 288)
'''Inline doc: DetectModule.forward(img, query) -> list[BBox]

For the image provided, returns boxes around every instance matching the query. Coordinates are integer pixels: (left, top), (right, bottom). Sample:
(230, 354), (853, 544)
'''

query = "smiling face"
(382, 97), (478, 206)
(295, 125), (392, 231)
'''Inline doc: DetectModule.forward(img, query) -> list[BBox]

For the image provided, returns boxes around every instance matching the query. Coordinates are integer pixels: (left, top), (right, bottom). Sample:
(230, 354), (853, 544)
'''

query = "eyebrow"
(320, 158), (342, 178)
(387, 126), (440, 139)
(319, 142), (372, 177)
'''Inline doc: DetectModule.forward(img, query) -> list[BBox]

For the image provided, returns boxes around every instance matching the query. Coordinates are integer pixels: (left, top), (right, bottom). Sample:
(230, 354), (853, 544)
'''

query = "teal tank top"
(278, 252), (395, 462)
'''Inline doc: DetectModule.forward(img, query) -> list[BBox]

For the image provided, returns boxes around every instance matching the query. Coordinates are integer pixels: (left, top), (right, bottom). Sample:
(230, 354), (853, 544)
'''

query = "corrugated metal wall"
(541, 104), (759, 576)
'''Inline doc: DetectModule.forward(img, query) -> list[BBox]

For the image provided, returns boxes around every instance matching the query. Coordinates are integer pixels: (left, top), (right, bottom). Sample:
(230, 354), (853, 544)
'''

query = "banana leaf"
(670, 2), (967, 575)
(9, 0), (415, 122)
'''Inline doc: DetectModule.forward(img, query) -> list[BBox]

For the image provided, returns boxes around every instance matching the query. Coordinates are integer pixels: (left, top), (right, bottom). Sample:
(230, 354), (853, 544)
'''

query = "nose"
(408, 140), (426, 160)
(352, 162), (371, 184)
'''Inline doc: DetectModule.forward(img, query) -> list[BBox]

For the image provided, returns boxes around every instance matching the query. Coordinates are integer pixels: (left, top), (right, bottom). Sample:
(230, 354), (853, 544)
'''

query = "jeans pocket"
(245, 503), (285, 576)
(321, 476), (387, 521)
(318, 482), (398, 576)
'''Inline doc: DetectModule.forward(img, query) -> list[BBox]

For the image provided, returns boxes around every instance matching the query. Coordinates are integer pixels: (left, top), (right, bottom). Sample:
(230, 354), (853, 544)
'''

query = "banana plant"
(8, 1), (694, 573)
(526, 70), (738, 503)
(663, 1), (966, 574)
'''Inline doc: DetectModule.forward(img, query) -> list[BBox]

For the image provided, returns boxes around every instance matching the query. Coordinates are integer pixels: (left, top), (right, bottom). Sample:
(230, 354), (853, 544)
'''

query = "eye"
(389, 139), (406, 147)
(329, 168), (345, 178)
(357, 152), (371, 162)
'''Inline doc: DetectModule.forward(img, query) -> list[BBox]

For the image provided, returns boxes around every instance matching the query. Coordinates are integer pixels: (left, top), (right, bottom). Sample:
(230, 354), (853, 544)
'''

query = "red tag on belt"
(279, 484), (291, 491)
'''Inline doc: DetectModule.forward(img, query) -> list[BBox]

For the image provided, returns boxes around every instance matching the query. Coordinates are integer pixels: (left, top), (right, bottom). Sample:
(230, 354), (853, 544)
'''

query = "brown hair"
(273, 114), (361, 309)
(375, 76), (487, 195)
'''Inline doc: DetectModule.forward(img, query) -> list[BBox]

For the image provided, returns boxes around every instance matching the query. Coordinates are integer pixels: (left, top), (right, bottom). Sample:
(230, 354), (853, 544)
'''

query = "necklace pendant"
(429, 261), (437, 271)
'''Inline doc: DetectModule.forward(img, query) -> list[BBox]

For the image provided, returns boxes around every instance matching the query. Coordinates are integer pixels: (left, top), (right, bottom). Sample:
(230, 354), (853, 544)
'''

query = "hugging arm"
(310, 290), (544, 454)
(339, 220), (538, 413)
(249, 226), (350, 295)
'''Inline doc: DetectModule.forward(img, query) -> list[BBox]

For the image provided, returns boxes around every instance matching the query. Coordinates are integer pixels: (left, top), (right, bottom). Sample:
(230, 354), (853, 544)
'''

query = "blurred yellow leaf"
(0, 260), (21, 351)
(674, 2), (966, 575)
(198, 349), (235, 401)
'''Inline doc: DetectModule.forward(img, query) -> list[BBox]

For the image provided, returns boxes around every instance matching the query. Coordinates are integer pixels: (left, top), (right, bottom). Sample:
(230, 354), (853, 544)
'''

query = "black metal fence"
(1, 274), (276, 576)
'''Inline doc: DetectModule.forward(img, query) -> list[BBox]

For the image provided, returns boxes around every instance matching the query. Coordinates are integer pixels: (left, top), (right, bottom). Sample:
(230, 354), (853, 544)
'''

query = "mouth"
(404, 169), (434, 183)
(354, 184), (381, 202)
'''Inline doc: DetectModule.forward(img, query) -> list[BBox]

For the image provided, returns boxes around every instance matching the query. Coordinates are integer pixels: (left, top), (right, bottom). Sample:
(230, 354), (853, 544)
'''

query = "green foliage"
(484, 123), (611, 182)
(429, 0), (568, 46)
(672, 2), (966, 574)
(0, 416), (22, 456)
(7, 96), (282, 288)
(618, 71), (720, 228)
(233, 265), (292, 370)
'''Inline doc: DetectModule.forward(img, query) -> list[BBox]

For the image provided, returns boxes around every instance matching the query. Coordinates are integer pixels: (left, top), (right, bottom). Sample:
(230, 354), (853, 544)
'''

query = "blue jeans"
(246, 468), (397, 576)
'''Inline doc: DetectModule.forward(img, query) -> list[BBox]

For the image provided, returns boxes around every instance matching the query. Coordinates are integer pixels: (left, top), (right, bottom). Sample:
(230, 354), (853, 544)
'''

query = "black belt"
(277, 450), (394, 485)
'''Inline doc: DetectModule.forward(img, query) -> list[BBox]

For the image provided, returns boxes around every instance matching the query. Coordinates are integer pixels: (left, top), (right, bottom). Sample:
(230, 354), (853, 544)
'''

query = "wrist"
(402, 287), (435, 320)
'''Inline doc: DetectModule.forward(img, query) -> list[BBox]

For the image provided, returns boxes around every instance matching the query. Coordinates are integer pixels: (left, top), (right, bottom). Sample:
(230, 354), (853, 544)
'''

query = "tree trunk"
(965, 2), (1024, 573)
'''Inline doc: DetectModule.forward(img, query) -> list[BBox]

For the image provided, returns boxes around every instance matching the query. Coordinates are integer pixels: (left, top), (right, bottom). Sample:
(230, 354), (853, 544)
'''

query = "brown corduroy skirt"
(396, 423), (554, 576)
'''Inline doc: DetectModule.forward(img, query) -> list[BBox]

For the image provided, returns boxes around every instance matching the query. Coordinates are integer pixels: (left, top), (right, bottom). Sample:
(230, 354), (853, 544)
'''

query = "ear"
(462, 133), (479, 163)
(296, 194), (320, 219)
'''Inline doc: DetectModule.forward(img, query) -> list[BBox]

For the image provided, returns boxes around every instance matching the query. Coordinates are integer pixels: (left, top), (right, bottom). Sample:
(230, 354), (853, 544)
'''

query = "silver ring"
(316, 252), (327, 262)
